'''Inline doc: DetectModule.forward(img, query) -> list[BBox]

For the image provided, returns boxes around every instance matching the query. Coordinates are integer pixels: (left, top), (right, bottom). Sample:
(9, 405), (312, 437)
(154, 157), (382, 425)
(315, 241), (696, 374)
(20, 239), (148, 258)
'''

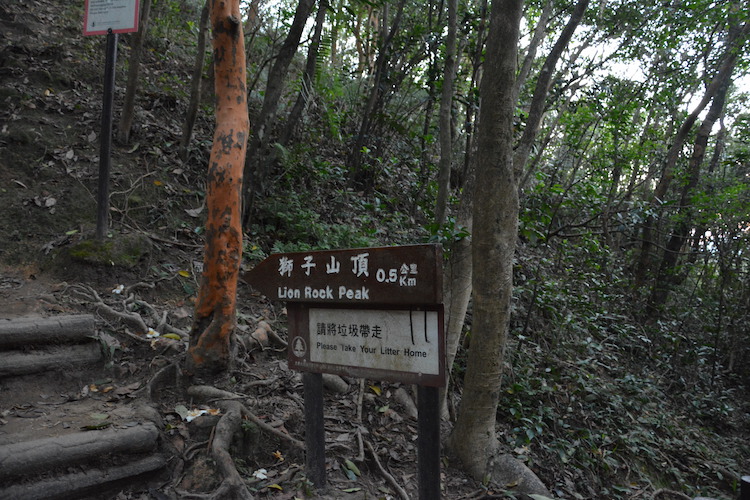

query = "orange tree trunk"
(186, 0), (248, 375)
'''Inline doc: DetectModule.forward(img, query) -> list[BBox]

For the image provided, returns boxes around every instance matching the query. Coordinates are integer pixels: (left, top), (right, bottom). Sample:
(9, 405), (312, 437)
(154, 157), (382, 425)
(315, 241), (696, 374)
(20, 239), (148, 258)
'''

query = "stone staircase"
(0, 314), (166, 500)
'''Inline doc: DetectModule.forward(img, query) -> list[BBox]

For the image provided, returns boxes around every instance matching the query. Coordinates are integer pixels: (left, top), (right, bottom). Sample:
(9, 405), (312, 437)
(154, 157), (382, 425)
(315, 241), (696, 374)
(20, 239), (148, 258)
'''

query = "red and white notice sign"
(83, 0), (140, 36)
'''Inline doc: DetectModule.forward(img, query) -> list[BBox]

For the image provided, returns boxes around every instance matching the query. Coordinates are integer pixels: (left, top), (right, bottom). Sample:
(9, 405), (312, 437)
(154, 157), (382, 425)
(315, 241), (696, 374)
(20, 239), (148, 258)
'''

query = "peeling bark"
(186, 0), (249, 375)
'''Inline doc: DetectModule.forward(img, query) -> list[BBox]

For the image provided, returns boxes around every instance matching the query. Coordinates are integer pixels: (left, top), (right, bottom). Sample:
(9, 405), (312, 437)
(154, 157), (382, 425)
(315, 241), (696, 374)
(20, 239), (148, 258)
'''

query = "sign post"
(83, 0), (140, 240)
(245, 244), (445, 497)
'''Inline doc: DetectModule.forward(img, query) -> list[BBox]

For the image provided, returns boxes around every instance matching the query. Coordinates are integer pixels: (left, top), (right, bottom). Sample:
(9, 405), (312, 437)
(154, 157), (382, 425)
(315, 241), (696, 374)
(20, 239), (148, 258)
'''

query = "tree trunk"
(459, 0), (487, 190)
(279, 0), (328, 146)
(447, 0), (522, 479)
(186, 0), (249, 375)
(117, 0), (152, 145)
(241, 0), (316, 228)
(179, 0), (211, 161)
(434, 0), (458, 226)
(0, 423), (159, 479)
(513, 0), (552, 105)
(512, 0), (590, 179)
(441, 166), (474, 419)
(348, 0), (406, 185)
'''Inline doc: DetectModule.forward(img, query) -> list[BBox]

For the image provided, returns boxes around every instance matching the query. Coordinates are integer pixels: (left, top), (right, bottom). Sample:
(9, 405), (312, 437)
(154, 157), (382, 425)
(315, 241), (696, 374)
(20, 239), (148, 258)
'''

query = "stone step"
(0, 314), (166, 499)
(0, 314), (102, 378)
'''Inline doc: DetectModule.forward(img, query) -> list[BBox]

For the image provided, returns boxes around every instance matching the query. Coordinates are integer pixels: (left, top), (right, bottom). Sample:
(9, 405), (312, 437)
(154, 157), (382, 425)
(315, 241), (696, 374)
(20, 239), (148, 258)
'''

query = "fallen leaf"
(343, 467), (357, 481)
(184, 206), (204, 217)
(112, 381), (141, 396)
(177, 270), (190, 277)
(369, 385), (382, 396)
(82, 422), (112, 430)
(344, 459), (361, 476)
(162, 333), (181, 340)
(174, 405), (189, 420)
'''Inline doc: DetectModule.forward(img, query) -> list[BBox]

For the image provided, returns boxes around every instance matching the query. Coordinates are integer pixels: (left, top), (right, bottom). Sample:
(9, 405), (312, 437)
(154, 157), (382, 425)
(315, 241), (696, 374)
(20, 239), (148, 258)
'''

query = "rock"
(487, 453), (552, 498)
(322, 373), (349, 393)
(394, 387), (418, 419)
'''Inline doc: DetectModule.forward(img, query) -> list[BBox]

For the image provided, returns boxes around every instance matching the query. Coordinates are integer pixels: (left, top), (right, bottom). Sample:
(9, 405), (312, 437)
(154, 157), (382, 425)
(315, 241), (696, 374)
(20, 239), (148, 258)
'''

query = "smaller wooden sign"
(84, 0), (140, 36)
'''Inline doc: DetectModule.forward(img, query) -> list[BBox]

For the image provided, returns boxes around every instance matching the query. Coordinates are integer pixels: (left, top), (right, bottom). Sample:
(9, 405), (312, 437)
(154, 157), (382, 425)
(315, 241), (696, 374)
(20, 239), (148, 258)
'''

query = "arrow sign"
(243, 244), (443, 306)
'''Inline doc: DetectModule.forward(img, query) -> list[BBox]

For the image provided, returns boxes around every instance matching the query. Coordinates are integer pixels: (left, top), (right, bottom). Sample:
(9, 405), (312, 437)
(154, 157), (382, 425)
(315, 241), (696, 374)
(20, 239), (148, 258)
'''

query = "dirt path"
(0, 269), (481, 499)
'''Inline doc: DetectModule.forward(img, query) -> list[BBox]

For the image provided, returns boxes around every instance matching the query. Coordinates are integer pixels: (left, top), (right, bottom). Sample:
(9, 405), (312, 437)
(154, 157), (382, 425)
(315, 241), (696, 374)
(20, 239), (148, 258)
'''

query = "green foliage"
(425, 216), (470, 246)
(252, 191), (375, 253)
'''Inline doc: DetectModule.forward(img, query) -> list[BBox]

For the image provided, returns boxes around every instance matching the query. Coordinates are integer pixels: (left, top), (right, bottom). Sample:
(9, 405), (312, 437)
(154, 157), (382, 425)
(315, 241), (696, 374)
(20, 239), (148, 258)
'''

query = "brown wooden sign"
(242, 244), (442, 306)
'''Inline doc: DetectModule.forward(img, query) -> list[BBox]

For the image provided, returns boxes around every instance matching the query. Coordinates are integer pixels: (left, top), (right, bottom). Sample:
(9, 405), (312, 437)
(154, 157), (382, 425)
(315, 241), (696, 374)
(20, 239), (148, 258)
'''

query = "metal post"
(741, 475), (750, 500)
(303, 372), (326, 490)
(96, 30), (118, 241)
(417, 385), (441, 499)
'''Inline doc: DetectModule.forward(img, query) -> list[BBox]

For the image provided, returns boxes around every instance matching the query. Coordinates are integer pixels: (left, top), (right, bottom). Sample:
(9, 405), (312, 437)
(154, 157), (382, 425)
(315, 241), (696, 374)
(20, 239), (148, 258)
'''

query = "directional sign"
(243, 244), (443, 306)
(287, 304), (445, 387)
(84, 0), (140, 36)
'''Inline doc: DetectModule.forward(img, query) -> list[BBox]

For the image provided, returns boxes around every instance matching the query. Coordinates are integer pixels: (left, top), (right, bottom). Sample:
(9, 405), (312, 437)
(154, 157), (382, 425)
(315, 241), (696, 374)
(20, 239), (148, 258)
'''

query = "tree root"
(67, 283), (188, 339)
(145, 361), (181, 401)
(365, 439), (409, 500)
(652, 489), (692, 500)
(187, 385), (304, 449)
(210, 400), (254, 499)
(183, 384), (312, 499)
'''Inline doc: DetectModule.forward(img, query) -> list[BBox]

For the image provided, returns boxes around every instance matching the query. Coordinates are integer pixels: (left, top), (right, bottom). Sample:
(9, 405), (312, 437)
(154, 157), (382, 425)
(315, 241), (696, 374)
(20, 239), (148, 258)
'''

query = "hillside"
(0, 0), (748, 499)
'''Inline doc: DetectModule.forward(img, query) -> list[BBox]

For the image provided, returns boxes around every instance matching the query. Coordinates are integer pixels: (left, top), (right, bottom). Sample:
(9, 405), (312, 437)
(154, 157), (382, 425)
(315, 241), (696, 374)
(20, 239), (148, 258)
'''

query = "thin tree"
(186, 0), (249, 375)
(447, 0), (590, 492)
(348, 0), (406, 184)
(118, 0), (152, 144)
(180, 0), (211, 161)
(434, 0), (458, 227)
(279, 0), (329, 146)
(633, 19), (750, 290)
(512, 0), (590, 179)
(648, 16), (748, 312)
(241, 0), (316, 228)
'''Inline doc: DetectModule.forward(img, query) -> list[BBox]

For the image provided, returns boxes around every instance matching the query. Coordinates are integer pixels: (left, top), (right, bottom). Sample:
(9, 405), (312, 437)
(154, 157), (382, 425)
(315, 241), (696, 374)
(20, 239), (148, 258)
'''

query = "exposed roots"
(187, 385), (304, 450)
(210, 401), (254, 499)
(66, 283), (188, 340)
(184, 384), (306, 500)
(365, 439), (409, 500)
